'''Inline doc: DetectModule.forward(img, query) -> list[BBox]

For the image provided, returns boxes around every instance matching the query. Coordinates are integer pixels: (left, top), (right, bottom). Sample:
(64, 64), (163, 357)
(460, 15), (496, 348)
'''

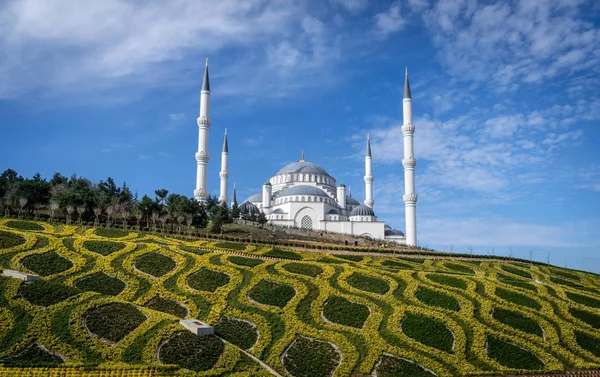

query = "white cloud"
(373, 2), (406, 37)
(331, 0), (369, 13)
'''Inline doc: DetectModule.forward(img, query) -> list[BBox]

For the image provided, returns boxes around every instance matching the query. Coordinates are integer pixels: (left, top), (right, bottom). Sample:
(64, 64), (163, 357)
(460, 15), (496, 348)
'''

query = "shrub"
(575, 331), (600, 357)
(62, 238), (76, 252)
(228, 256), (263, 267)
(134, 252), (176, 277)
(282, 263), (322, 277)
(492, 307), (543, 337)
(83, 240), (126, 256)
(444, 263), (475, 275)
(566, 292), (600, 309)
(281, 336), (340, 377)
(322, 296), (369, 328)
(416, 287), (460, 312)
(495, 287), (541, 310)
(569, 308), (600, 329)
(144, 296), (187, 318)
(187, 268), (230, 292)
(381, 260), (413, 269)
(335, 254), (363, 262)
(486, 335), (544, 370)
(497, 274), (537, 291)
(21, 251), (73, 276)
(95, 228), (129, 238)
(263, 249), (302, 260)
(401, 313), (454, 353)
(1, 343), (64, 366)
(5, 221), (45, 231)
(85, 303), (146, 342)
(159, 331), (224, 371)
(426, 274), (467, 290)
(374, 354), (435, 377)
(549, 268), (581, 281)
(214, 242), (246, 251)
(347, 273), (390, 295)
(74, 272), (126, 296)
(214, 316), (258, 350)
(178, 245), (208, 255)
(248, 280), (295, 308)
(19, 279), (80, 306)
(501, 265), (532, 279)
(0, 230), (25, 249)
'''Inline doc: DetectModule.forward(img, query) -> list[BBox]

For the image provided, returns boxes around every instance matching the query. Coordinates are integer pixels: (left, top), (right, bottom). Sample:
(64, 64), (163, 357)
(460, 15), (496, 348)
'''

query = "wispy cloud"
(373, 2), (406, 37)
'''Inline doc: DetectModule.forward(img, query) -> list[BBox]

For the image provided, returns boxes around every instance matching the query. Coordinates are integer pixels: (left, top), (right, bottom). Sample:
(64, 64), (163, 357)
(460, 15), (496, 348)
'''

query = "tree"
(230, 201), (240, 221)
(257, 211), (268, 228)
(76, 204), (86, 225)
(18, 197), (27, 218)
(155, 189), (169, 205)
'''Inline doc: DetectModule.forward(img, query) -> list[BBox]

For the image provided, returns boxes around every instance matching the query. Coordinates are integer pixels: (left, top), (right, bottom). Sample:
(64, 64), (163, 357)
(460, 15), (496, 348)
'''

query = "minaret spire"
(194, 58), (212, 202)
(219, 128), (229, 205)
(232, 183), (237, 206)
(364, 133), (374, 208)
(402, 67), (418, 246)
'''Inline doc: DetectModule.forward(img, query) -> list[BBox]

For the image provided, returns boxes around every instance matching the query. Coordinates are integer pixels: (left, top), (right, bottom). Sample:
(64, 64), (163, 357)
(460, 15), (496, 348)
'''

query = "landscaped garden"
(1, 219), (600, 377)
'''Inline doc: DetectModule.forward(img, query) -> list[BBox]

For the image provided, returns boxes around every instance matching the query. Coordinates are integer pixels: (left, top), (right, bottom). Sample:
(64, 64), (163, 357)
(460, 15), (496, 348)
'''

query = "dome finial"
(300, 149), (305, 162)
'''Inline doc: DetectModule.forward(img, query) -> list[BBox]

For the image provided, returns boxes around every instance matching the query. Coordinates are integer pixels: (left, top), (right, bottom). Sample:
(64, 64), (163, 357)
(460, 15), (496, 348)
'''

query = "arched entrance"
(300, 215), (313, 230)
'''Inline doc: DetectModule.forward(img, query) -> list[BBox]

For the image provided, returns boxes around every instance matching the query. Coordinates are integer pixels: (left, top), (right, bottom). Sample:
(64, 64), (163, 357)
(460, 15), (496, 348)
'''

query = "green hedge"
(248, 280), (295, 308)
(486, 335), (544, 370)
(214, 242), (246, 251)
(575, 331), (600, 357)
(74, 272), (126, 296)
(1, 343), (64, 366)
(500, 265), (532, 279)
(416, 287), (460, 312)
(5, 221), (45, 231)
(569, 308), (600, 329)
(335, 254), (363, 262)
(85, 303), (146, 342)
(426, 274), (467, 290)
(374, 354), (435, 377)
(495, 287), (541, 310)
(21, 251), (73, 276)
(497, 274), (537, 291)
(445, 262), (475, 275)
(282, 263), (323, 278)
(144, 296), (187, 318)
(381, 260), (413, 269)
(0, 230), (25, 249)
(401, 313), (454, 353)
(565, 292), (600, 309)
(322, 296), (369, 328)
(214, 316), (258, 350)
(134, 252), (176, 277)
(347, 273), (389, 294)
(281, 336), (340, 377)
(83, 240), (126, 256)
(19, 280), (80, 306)
(492, 307), (543, 337)
(263, 249), (302, 260)
(187, 268), (230, 292)
(159, 331), (224, 371)
(228, 256), (263, 267)
(95, 228), (129, 238)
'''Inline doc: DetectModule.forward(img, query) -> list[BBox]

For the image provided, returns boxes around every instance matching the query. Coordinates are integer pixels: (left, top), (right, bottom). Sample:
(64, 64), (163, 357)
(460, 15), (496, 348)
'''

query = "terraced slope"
(0, 220), (599, 377)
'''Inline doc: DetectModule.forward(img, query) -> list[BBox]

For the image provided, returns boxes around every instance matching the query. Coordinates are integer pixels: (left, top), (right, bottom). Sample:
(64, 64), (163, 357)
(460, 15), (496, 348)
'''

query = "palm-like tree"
(93, 207), (102, 227)
(49, 200), (59, 223)
(18, 197), (27, 218)
(76, 204), (85, 225)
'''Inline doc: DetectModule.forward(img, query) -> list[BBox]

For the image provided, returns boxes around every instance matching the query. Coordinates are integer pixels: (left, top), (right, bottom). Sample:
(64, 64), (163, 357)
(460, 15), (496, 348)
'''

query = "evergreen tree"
(257, 211), (268, 227)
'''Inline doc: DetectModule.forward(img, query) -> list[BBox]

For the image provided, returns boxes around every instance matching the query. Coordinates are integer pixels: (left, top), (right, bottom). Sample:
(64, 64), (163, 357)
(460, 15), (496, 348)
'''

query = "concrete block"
(179, 319), (214, 335)
(1, 269), (40, 281)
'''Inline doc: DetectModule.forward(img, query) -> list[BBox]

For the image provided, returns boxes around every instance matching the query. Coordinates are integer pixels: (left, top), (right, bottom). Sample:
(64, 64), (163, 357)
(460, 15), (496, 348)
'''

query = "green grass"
(381, 260), (413, 269)
(347, 273), (390, 294)
(214, 316), (258, 350)
(426, 274), (467, 290)
(569, 308), (600, 329)
(416, 287), (460, 312)
(263, 249), (302, 260)
(19, 280), (80, 306)
(62, 238), (76, 251)
(575, 331), (600, 357)
(335, 254), (363, 262)
(144, 296), (187, 318)
(248, 280), (295, 308)
(94, 227), (129, 238)
(500, 265), (532, 279)
(486, 335), (544, 370)
(159, 331), (224, 371)
(495, 287), (541, 310)
(549, 268), (581, 281)
(566, 291), (600, 309)
(402, 313), (454, 353)
(281, 336), (341, 377)
(178, 245), (208, 255)
(322, 296), (369, 328)
(0, 230), (25, 249)
(83, 240), (125, 256)
(134, 252), (176, 277)
(497, 274), (537, 291)
(85, 303), (146, 342)
(187, 268), (230, 292)
(228, 255), (264, 267)
(5, 221), (45, 231)
(214, 242), (246, 251)
(492, 307), (543, 337)
(74, 272), (126, 296)
(1, 343), (64, 366)
(374, 354), (435, 377)
(282, 262), (323, 277)
(21, 251), (73, 276)
(445, 262), (475, 275)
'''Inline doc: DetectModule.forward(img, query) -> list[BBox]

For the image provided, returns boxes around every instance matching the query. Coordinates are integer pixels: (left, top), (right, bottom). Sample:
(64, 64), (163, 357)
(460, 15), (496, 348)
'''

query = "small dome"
(263, 181), (271, 186)
(338, 183), (346, 188)
(350, 204), (375, 217)
(276, 161), (330, 176)
(384, 225), (405, 236)
(272, 208), (286, 214)
(346, 196), (360, 206)
(239, 201), (260, 215)
(278, 185), (330, 197)
(245, 193), (262, 203)
(327, 209), (339, 215)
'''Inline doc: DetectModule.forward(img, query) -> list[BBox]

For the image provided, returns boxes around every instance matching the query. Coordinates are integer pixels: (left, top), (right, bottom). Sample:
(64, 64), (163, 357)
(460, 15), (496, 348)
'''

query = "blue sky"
(1, 0), (599, 272)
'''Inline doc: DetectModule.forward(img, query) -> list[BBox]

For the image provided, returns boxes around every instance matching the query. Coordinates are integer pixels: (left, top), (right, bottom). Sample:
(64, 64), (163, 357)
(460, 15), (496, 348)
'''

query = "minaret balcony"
(195, 151), (210, 162)
(401, 124), (415, 135)
(402, 193), (418, 204)
(194, 188), (208, 199)
(364, 175), (374, 183)
(220, 172), (229, 179)
(402, 158), (416, 168)
(197, 116), (212, 127)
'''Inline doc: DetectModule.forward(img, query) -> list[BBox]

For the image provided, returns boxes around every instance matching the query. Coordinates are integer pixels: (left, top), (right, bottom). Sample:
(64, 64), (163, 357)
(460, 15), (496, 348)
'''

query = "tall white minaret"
(364, 133), (374, 208)
(219, 129), (229, 205)
(402, 68), (418, 246)
(194, 59), (211, 202)
(231, 183), (237, 207)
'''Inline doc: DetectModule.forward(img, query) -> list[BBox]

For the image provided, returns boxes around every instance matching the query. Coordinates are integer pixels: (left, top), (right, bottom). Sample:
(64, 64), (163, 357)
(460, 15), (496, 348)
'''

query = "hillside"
(0, 219), (599, 377)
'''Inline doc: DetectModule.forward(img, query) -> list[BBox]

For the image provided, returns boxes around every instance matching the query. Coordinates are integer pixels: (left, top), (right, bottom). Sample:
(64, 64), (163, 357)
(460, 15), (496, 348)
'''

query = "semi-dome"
(384, 225), (405, 236)
(350, 204), (375, 217)
(346, 196), (360, 206)
(245, 193), (262, 203)
(239, 201), (260, 215)
(278, 185), (330, 197)
(276, 161), (330, 176)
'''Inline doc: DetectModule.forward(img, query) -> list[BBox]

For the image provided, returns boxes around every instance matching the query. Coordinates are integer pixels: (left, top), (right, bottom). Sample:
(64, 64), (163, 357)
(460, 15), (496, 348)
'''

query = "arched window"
(308, 197), (311, 202)
(301, 215), (313, 230)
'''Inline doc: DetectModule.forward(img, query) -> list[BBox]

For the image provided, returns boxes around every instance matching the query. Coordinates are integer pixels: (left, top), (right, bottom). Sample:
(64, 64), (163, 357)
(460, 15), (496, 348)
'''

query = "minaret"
(194, 58), (211, 202)
(364, 133), (374, 208)
(402, 68), (418, 246)
(231, 183), (237, 207)
(219, 129), (229, 205)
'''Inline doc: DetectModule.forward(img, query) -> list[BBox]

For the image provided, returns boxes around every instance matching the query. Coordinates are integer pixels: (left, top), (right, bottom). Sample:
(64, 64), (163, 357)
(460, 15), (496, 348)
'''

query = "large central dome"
(276, 161), (330, 176)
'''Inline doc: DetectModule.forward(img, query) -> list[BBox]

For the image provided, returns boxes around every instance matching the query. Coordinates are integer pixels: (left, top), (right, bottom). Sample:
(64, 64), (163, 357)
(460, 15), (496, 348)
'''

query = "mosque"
(193, 60), (418, 245)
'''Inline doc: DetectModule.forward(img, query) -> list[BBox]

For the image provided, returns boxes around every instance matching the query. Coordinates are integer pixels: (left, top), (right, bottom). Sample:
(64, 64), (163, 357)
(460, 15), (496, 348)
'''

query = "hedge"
(281, 336), (340, 377)
(85, 303), (146, 342)
(134, 252), (176, 277)
(158, 331), (224, 371)
(20, 251), (73, 276)
(0, 231), (26, 249)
